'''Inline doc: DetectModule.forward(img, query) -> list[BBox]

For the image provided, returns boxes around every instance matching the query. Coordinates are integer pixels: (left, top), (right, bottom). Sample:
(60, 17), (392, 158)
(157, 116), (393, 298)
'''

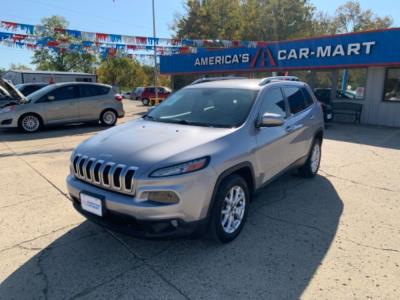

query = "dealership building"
(160, 28), (400, 127)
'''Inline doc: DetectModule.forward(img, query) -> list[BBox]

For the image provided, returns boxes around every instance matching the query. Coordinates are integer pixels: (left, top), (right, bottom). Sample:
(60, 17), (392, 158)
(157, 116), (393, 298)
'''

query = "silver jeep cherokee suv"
(67, 79), (324, 242)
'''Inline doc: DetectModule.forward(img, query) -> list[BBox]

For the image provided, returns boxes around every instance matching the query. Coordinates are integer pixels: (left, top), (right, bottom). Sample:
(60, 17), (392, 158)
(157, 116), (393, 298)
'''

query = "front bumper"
(71, 199), (208, 238)
(0, 112), (18, 128)
(66, 168), (217, 238)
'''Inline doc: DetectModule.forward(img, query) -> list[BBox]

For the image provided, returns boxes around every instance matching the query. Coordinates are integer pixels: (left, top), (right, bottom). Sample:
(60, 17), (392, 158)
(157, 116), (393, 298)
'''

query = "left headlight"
(149, 156), (210, 178)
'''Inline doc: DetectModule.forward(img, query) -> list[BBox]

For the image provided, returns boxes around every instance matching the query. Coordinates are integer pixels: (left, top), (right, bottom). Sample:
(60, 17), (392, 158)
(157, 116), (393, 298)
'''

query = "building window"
(383, 68), (400, 102)
(336, 68), (367, 100)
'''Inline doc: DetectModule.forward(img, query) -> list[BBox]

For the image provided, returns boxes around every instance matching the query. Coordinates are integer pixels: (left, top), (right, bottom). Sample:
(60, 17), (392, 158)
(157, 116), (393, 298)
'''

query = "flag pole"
(152, 0), (158, 101)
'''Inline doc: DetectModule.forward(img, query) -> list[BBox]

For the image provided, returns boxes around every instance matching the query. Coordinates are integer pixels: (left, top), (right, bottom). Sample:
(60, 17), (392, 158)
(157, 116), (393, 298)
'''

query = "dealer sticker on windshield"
(80, 193), (103, 217)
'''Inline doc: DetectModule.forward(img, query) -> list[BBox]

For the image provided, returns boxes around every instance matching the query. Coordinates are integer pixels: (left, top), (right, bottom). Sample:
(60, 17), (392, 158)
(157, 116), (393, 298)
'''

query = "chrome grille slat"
(72, 154), (137, 195)
(77, 156), (87, 179)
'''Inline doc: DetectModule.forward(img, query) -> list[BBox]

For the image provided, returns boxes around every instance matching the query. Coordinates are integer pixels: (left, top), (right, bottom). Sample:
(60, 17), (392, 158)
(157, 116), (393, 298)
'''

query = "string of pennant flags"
(0, 19), (263, 50)
(0, 31), (191, 56)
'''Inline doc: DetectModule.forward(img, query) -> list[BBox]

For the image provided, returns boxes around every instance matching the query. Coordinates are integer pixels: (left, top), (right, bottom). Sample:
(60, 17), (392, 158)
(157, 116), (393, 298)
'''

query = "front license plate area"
(80, 193), (104, 217)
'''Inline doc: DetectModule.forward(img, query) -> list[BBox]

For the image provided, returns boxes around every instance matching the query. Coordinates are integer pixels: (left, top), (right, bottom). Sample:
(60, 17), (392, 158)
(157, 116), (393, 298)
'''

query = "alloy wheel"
(103, 111), (116, 125)
(310, 143), (321, 173)
(221, 186), (246, 234)
(22, 115), (40, 132)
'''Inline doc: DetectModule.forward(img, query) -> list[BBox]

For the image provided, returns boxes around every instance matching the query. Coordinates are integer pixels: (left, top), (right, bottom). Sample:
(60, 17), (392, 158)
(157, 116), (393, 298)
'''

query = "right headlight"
(149, 156), (210, 178)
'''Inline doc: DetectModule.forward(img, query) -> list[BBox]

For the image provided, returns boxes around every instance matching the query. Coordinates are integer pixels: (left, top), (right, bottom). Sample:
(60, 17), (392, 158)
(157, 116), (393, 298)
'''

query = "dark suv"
(141, 86), (171, 106)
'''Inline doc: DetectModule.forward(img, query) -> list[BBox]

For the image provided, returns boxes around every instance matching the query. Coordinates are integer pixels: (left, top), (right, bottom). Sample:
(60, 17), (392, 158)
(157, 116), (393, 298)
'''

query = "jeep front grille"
(72, 154), (137, 195)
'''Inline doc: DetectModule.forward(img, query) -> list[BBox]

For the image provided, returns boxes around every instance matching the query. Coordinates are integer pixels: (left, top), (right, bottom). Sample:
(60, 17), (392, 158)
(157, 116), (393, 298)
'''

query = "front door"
(255, 87), (291, 183)
(42, 85), (80, 124)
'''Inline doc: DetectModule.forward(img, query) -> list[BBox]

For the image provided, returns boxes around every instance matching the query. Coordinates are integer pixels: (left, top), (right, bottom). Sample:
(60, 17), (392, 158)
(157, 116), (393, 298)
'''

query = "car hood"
(0, 78), (26, 104)
(75, 118), (236, 175)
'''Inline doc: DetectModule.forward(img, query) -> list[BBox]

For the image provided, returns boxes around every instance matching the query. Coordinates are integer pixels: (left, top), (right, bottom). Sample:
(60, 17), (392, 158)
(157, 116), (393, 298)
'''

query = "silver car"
(67, 79), (324, 242)
(0, 81), (125, 133)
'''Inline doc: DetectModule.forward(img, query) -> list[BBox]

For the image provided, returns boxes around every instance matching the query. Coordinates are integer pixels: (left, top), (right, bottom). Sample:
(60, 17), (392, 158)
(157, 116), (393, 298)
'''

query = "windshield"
(26, 85), (55, 102)
(146, 88), (259, 128)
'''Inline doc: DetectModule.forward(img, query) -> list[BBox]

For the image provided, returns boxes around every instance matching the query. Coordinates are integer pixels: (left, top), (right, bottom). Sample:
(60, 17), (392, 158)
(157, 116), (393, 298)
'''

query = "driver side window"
(259, 88), (287, 118)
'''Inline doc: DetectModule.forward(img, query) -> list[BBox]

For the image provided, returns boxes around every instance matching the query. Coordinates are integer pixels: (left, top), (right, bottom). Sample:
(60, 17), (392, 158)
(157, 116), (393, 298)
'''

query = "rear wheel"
(299, 139), (322, 178)
(19, 114), (41, 133)
(100, 109), (117, 126)
(209, 175), (250, 243)
(142, 98), (150, 106)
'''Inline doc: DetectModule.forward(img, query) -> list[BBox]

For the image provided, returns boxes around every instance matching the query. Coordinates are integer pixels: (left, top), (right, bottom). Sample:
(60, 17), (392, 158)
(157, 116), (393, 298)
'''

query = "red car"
(141, 86), (171, 106)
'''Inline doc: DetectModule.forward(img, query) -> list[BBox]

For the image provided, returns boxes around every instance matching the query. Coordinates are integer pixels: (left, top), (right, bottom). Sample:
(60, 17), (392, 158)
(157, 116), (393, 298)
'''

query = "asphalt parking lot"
(0, 100), (399, 299)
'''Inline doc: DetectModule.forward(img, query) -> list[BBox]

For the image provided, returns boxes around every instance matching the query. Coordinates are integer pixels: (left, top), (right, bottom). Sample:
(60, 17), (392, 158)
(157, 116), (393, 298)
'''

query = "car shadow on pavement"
(0, 123), (107, 142)
(0, 174), (343, 299)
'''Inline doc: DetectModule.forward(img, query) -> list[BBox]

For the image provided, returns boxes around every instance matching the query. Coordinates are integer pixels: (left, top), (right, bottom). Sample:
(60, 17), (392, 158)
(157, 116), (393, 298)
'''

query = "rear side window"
(79, 85), (110, 98)
(284, 87), (308, 115)
(301, 87), (314, 106)
(259, 88), (287, 118)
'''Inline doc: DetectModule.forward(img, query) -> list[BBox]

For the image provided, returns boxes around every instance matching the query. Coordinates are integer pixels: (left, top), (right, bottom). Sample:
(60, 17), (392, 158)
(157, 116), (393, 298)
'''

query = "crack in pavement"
(0, 147), (75, 158)
(36, 247), (51, 300)
(0, 222), (82, 254)
(254, 210), (400, 254)
(105, 230), (191, 300)
(2, 142), (71, 200)
(319, 169), (399, 193)
(67, 263), (145, 300)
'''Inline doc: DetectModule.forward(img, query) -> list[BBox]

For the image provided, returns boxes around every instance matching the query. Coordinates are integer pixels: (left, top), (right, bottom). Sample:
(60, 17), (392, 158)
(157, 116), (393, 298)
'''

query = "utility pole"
(152, 0), (158, 101)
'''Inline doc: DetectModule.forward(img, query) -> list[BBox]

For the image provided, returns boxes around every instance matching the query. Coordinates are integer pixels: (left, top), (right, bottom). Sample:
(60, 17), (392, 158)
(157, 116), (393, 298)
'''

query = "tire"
(298, 139), (322, 178)
(100, 109), (118, 126)
(19, 113), (42, 133)
(209, 175), (250, 243)
(142, 98), (150, 106)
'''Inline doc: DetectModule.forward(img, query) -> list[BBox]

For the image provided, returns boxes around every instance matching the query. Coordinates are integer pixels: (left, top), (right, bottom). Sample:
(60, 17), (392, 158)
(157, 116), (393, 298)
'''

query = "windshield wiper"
(143, 114), (156, 121)
(163, 119), (230, 128)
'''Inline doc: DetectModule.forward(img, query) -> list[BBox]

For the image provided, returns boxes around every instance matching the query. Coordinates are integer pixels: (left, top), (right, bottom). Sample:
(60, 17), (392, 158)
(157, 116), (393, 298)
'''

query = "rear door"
(255, 87), (291, 182)
(78, 85), (111, 120)
(282, 86), (314, 163)
(42, 85), (80, 123)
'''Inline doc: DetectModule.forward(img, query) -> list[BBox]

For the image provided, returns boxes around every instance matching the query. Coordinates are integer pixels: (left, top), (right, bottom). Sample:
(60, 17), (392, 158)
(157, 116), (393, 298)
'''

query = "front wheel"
(298, 139), (322, 178)
(100, 109), (117, 126)
(19, 114), (41, 133)
(142, 98), (150, 106)
(209, 175), (250, 243)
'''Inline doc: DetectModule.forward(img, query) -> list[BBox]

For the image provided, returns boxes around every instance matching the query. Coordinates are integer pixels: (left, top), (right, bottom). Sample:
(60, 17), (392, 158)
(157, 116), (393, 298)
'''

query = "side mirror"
(47, 95), (55, 101)
(258, 113), (284, 127)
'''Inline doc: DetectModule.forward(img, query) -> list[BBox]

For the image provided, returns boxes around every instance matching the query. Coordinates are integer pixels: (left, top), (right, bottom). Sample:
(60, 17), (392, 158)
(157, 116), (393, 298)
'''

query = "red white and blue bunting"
(0, 19), (262, 50)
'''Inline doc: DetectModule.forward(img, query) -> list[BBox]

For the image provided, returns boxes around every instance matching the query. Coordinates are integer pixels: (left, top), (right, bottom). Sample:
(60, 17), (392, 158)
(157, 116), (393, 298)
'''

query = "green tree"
(9, 63), (33, 71)
(333, 0), (393, 33)
(174, 0), (315, 41)
(31, 16), (97, 73)
(173, 0), (242, 39)
(97, 57), (148, 91)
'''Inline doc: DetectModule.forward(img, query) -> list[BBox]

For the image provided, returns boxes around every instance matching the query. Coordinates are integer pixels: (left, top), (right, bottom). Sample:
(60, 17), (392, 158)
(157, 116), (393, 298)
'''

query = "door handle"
(286, 124), (303, 132)
(285, 125), (295, 132)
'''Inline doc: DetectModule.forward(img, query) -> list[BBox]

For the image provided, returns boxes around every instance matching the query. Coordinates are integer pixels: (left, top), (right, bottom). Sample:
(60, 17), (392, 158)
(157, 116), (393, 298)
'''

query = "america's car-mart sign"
(160, 28), (400, 74)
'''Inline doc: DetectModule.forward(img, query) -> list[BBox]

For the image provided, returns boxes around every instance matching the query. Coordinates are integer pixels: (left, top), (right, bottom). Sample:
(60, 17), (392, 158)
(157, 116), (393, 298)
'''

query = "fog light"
(171, 220), (178, 227)
(147, 191), (179, 204)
